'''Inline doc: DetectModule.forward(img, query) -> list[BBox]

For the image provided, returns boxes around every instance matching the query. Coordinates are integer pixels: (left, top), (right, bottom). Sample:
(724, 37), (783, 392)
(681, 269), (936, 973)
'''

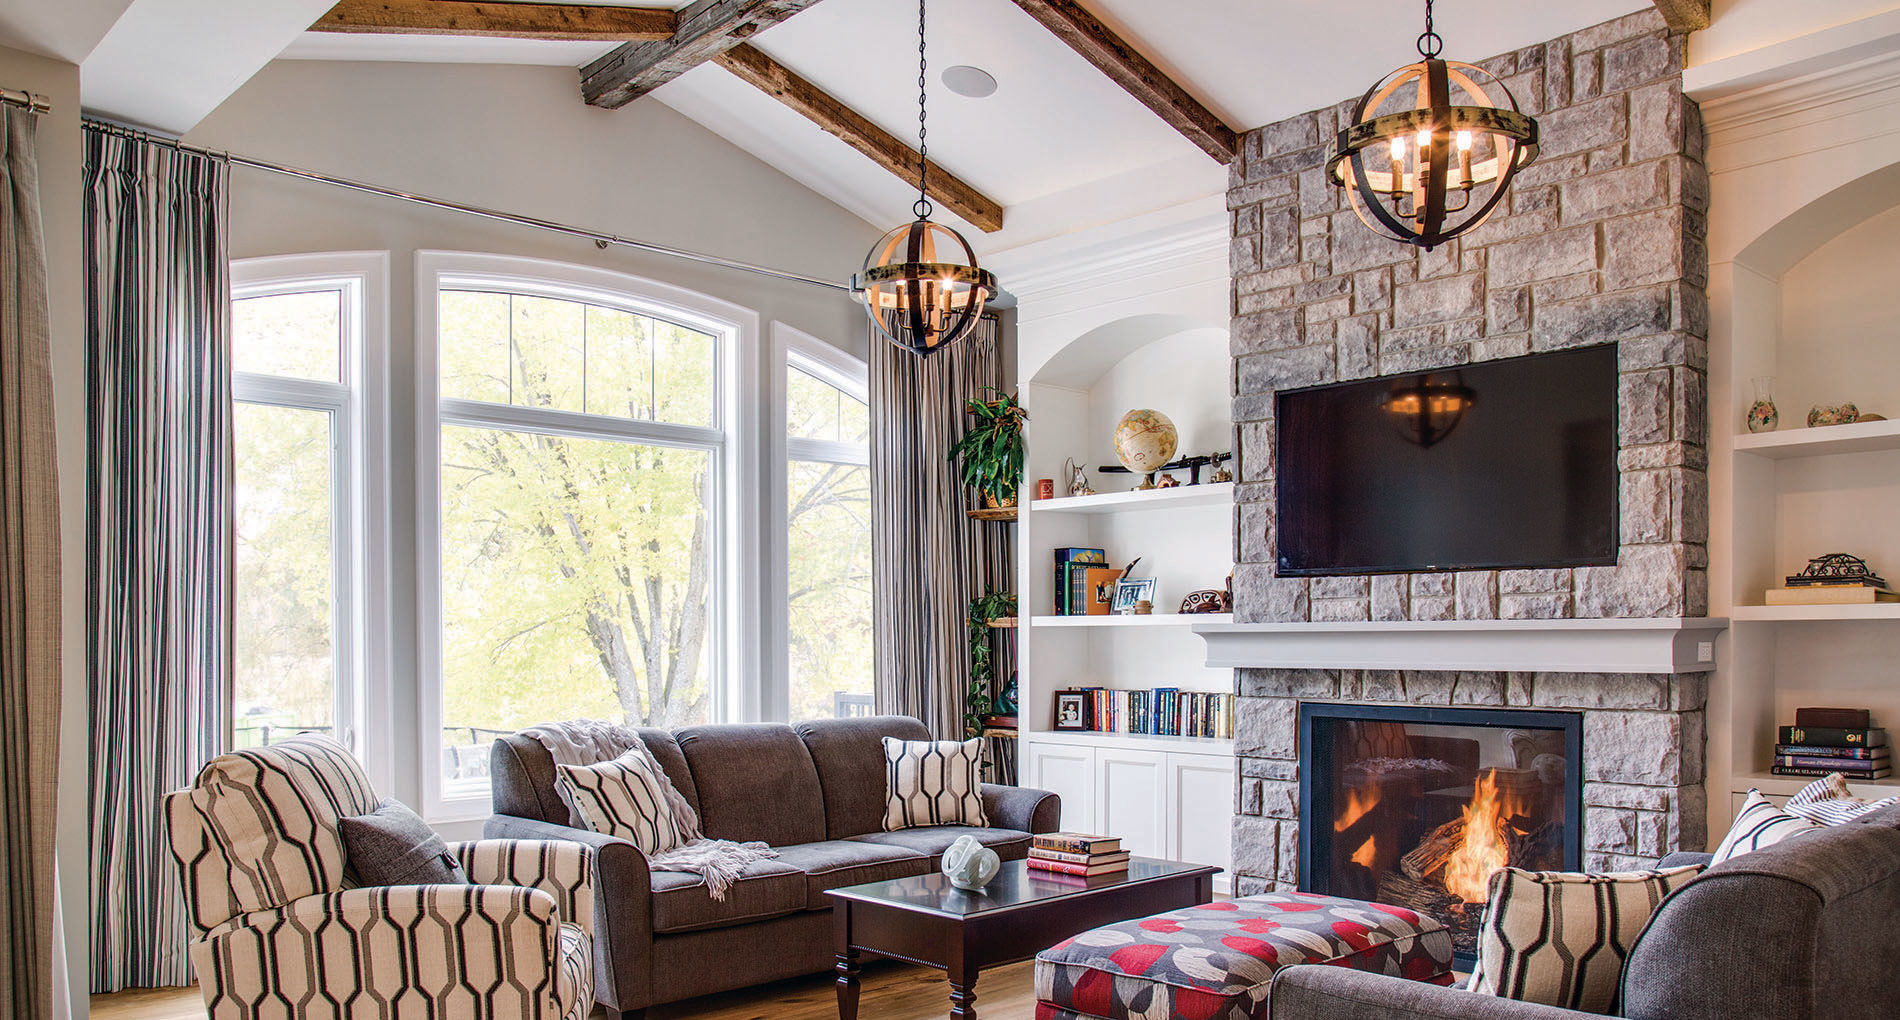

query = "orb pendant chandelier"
(1326, 0), (1539, 250)
(850, 0), (996, 356)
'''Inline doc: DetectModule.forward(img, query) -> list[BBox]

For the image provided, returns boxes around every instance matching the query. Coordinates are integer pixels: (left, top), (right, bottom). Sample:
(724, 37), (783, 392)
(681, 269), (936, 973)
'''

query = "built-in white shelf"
(1732, 770), (1900, 798)
(1732, 419), (1900, 459)
(1729, 603), (1900, 622)
(1032, 613), (1232, 628)
(1026, 728), (1235, 756)
(1029, 482), (1233, 515)
(1193, 617), (1730, 674)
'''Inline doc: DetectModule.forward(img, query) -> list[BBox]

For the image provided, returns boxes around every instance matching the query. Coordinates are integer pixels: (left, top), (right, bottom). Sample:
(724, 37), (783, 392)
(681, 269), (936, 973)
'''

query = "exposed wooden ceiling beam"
(1005, 0), (1237, 164)
(713, 43), (1005, 233)
(581, 0), (824, 108)
(312, 0), (677, 42)
(1651, 0), (1711, 32)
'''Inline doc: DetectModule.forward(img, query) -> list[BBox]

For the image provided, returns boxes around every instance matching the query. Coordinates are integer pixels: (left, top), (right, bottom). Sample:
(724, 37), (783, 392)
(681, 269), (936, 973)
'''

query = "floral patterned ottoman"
(1033, 891), (1455, 1020)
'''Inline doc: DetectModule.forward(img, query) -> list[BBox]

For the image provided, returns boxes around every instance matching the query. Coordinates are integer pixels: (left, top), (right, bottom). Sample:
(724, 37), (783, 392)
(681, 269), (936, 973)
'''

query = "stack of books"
(1028, 832), (1129, 877)
(1775, 707), (1890, 779)
(1052, 548), (1117, 616)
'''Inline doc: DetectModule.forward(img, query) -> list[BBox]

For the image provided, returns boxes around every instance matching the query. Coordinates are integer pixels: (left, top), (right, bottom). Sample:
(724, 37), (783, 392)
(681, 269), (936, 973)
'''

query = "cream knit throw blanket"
(521, 719), (778, 900)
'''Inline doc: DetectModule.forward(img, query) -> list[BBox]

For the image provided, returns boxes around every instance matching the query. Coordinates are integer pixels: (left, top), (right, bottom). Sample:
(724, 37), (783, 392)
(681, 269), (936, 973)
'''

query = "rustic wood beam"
(1005, 0), (1237, 164)
(713, 44), (1005, 232)
(312, 0), (677, 41)
(581, 0), (824, 108)
(1651, 0), (1711, 32)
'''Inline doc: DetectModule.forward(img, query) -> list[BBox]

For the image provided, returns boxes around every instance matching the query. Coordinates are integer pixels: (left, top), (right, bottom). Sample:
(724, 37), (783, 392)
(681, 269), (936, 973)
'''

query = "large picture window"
(230, 254), (387, 780)
(420, 254), (752, 814)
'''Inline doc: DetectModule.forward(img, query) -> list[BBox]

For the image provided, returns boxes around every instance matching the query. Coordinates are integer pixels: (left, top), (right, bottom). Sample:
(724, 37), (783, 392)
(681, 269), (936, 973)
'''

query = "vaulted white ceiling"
(2, 0), (1653, 249)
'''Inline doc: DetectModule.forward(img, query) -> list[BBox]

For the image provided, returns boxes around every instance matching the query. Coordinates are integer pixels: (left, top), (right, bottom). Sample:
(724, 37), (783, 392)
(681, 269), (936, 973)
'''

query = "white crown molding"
(986, 198), (1230, 309)
(1687, 10), (1900, 134)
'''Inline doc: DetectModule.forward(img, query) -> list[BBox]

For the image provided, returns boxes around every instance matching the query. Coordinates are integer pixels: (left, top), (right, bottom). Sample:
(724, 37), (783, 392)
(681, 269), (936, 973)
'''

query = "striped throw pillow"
(1467, 865), (1703, 1013)
(1784, 773), (1900, 825)
(557, 748), (684, 854)
(881, 737), (988, 831)
(1713, 790), (1822, 863)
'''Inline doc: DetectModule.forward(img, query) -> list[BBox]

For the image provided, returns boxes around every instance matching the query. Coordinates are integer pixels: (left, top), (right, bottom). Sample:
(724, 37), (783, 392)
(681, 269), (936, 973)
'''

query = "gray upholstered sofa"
(485, 715), (1060, 1019)
(1267, 801), (1900, 1020)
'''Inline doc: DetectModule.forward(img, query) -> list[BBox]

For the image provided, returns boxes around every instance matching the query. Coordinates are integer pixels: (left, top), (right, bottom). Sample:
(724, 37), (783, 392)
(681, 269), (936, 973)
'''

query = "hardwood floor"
(90, 958), (1040, 1020)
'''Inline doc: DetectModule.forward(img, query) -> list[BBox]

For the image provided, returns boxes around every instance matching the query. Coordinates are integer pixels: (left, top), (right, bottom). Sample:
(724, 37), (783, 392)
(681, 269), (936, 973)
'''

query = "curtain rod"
(80, 117), (852, 294)
(1, 88), (51, 114)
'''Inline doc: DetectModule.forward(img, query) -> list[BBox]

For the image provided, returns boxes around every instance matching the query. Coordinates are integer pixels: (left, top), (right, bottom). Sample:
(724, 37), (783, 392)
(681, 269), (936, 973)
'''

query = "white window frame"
(230, 252), (393, 792)
(416, 252), (760, 821)
(767, 323), (871, 723)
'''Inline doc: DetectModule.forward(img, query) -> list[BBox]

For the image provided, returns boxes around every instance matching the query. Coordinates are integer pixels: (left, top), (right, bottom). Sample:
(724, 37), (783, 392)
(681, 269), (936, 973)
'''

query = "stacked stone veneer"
(1224, 10), (1711, 894)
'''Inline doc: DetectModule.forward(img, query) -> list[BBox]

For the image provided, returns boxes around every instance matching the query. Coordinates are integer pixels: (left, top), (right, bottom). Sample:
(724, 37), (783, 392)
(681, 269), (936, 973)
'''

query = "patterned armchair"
(165, 735), (595, 1020)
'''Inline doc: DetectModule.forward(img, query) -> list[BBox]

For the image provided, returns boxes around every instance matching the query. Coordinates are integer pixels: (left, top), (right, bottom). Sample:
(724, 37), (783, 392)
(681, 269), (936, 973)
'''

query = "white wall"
(1776, 204), (1900, 419)
(1694, 0), (1900, 66)
(0, 39), (90, 1020)
(180, 58), (882, 834)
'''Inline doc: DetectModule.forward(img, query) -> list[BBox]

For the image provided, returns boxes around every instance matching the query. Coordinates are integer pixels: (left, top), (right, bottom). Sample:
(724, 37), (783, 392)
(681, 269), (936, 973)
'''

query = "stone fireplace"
(1222, 8), (1711, 897)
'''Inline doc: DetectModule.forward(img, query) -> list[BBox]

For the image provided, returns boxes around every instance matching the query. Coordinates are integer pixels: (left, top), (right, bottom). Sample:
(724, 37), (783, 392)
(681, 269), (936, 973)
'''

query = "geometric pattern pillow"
(1467, 865), (1704, 1013)
(1713, 790), (1823, 863)
(1784, 773), (1900, 825)
(556, 748), (684, 855)
(170, 733), (380, 926)
(881, 736), (988, 831)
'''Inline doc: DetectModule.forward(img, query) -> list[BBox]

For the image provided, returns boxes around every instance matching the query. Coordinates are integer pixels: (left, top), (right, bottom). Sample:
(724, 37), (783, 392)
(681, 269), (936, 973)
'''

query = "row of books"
(1065, 687), (1234, 739)
(1053, 547), (1117, 616)
(1028, 832), (1128, 877)
(1773, 708), (1890, 779)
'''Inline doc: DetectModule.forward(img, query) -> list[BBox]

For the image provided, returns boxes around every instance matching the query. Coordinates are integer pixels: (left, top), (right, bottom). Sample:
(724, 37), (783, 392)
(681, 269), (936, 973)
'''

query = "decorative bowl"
(1808, 403), (1860, 428)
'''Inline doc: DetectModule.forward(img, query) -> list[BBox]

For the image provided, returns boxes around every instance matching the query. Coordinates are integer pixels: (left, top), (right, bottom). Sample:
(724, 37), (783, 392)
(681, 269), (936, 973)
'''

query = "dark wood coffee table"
(826, 857), (1219, 1020)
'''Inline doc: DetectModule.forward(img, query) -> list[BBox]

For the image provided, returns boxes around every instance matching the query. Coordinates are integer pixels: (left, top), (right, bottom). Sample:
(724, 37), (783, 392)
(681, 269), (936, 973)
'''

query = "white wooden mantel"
(1192, 618), (1730, 674)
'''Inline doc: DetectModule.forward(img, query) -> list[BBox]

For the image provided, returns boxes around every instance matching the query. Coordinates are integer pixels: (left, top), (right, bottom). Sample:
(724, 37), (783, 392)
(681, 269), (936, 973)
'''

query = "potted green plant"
(947, 390), (1028, 508)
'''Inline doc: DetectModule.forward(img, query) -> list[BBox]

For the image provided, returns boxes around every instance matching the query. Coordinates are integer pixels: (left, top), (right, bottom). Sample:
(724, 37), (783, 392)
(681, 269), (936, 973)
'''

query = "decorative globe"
(1113, 409), (1178, 474)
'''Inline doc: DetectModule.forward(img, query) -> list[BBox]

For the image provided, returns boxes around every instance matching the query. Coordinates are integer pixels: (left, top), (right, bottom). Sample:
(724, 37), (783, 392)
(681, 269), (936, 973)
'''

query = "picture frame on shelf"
(1053, 689), (1089, 731)
(1112, 577), (1157, 614)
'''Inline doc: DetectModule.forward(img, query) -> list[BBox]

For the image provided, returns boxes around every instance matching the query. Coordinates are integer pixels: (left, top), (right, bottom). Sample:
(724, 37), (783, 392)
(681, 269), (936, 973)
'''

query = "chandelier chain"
(1417, 0), (1443, 58)
(914, 0), (933, 220)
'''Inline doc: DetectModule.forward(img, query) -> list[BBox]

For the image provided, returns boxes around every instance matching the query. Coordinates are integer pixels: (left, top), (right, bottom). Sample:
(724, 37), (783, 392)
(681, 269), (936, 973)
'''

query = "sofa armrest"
(449, 838), (596, 937)
(485, 812), (654, 1012)
(982, 783), (1060, 833)
(1659, 851), (1713, 869)
(193, 886), (570, 1020)
(1269, 968), (1600, 1020)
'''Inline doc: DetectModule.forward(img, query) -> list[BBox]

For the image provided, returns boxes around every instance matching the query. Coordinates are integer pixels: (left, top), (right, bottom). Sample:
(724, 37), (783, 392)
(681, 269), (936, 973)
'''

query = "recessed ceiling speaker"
(941, 65), (998, 99)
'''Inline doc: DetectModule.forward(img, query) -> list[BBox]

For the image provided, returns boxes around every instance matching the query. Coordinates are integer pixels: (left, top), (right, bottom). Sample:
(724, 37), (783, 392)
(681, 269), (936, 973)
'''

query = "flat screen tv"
(1275, 345), (1618, 576)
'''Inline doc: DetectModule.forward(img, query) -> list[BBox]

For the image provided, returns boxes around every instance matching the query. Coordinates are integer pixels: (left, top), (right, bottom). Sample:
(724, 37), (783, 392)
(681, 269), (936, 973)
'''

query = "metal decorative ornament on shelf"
(1326, 0), (1540, 250)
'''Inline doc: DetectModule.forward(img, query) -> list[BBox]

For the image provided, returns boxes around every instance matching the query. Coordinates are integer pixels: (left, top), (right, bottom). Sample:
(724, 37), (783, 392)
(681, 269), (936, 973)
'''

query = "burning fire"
(1337, 785), (1381, 830)
(1351, 836), (1379, 870)
(1443, 770), (1514, 903)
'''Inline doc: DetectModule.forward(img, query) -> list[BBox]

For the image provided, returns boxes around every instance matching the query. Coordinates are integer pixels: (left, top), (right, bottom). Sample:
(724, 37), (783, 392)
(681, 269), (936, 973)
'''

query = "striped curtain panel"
(0, 103), (62, 1020)
(83, 124), (233, 991)
(869, 317), (1012, 739)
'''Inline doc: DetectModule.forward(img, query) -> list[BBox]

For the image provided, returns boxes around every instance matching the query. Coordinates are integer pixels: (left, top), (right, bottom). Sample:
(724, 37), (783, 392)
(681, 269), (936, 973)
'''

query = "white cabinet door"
(1167, 753), (1235, 876)
(1097, 748), (1168, 859)
(1027, 741), (1096, 833)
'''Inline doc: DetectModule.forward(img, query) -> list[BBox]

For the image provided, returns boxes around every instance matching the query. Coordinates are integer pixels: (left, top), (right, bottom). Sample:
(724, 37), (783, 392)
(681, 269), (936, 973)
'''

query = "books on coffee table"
(1029, 832), (1129, 877)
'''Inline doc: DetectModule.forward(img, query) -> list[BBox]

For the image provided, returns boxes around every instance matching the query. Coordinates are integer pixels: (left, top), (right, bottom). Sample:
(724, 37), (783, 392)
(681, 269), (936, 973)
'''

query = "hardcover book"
(1028, 847), (1131, 866)
(1775, 755), (1891, 771)
(1775, 744), (1889, 760)
(1773, 765), (1892, 780)
(1794, 707), (1874, 729)
(1027, 857), (1130, 877)
(1779, 726), (1888, 747)
(1032, 832), (1122, 855)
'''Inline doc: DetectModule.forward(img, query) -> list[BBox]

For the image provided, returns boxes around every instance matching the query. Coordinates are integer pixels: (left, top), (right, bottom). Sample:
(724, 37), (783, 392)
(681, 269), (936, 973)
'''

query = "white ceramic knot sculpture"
(940, 834), (1001, 891)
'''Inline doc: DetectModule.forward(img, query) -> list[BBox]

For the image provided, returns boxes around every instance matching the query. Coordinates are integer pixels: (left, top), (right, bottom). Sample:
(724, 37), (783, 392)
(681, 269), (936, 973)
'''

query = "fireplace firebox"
(1299, 703), (1582, 961)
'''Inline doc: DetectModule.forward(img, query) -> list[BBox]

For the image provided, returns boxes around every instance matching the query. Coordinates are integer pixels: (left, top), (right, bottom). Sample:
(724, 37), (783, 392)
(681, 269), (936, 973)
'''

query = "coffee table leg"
(834, 902), (861, 1020)
(948, 973), (977, 1020)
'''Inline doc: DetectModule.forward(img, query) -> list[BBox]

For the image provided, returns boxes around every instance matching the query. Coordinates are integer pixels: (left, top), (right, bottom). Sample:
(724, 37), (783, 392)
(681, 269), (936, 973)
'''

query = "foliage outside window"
(784, 356), (873, 723)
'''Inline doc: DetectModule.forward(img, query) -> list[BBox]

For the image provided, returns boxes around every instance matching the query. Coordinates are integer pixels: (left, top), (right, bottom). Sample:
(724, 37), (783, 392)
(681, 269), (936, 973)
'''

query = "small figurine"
(1209, 452), (1233, 483)
(1063, 457), (1095, 498)
(1156, 473), (1181, 488)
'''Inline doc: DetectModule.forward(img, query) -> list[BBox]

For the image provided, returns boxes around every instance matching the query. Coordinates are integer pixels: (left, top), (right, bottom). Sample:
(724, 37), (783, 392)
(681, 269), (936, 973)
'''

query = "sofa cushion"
(338, 799), (468, 887)
(1714, 790), (1823, 863)
(557, 748), (685, 854)
(772, 840), (932, 909)
(491, 728), (700, 828)
(850, 825), (1032, 862)
(556, 921), (594, 1020)
(676, 724), (827, 846)
(1785, 772), (1900, 825)
(649, 860), (809, 934)
(882, 737), (989, 831)
(1036, 892), (1454, 1020)
(795, 716), (932, 838)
